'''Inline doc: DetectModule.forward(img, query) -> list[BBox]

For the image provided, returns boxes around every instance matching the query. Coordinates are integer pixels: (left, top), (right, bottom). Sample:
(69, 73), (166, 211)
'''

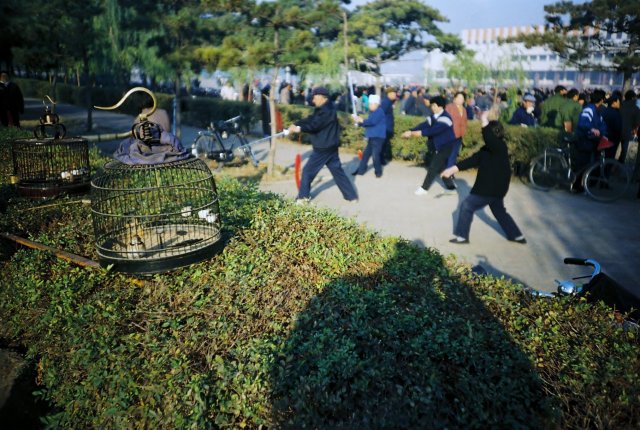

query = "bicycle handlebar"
(563, 257), (601, 279)
(224, 115), (241, 124)
(564, 257), (588, 265)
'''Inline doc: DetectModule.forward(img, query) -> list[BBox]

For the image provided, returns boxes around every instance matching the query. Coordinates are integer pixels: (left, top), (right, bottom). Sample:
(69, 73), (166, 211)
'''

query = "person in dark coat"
(288, 87), (358, 203)
(441, 115), (526, 244)
(0, 71), (24, 127)
(260, 84), (271, 136)
(600, 93), (622, 159)
(619, 90), (640, 164)
(380, 87), (397, 164)
(509, 93), (537, 127)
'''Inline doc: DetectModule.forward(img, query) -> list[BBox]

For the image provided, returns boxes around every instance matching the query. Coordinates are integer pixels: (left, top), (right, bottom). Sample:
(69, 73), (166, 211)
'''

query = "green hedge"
(0, 132), (639, 428)
(278, 104), (560, 167)
(15, 78), (257, 131)
(16, 78), (558, 167)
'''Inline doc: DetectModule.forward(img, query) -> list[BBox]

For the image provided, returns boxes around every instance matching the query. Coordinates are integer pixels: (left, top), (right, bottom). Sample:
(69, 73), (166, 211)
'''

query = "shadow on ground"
(269, 241), (555, 429)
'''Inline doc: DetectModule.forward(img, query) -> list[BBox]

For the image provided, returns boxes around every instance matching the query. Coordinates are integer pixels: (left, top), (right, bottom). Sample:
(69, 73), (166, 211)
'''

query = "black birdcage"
(10, 137), (91, 198)
(90, 156), (223, 274)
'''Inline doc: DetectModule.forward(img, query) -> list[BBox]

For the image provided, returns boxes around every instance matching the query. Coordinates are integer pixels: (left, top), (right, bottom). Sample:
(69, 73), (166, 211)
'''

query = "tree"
(514, 0), (640, 92)
(197, 0), (346, 176)
(349, 0), (462, 90)
(127, 0), (233, 138)
(442, 49), (489, 90)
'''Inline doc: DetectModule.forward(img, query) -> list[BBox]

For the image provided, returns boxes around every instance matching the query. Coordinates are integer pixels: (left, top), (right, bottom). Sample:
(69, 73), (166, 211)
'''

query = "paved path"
(21, 99), (640, 295)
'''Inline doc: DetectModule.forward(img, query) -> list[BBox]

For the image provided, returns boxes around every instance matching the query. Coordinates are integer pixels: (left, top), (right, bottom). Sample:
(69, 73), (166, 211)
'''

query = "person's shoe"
(414, 186), (428, 196)
(295, 198), (310, 205)
(375, 173), (382, 178)
(351, 170), (359, 176)
(346, 198), (359, 204)
(442, 188), (457, 196)
(449, 236), (469, 244)
(510, 235), (527, 244)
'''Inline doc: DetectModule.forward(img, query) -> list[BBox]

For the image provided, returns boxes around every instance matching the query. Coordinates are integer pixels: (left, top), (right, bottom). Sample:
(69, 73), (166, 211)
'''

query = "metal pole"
(172, 96), (177, 136)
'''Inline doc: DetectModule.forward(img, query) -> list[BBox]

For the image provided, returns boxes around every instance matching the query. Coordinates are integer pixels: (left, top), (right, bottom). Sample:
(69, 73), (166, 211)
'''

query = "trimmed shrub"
(0, 166), (638, 429)
(15, 78), (256, 129)
(278, 104), (560, 167)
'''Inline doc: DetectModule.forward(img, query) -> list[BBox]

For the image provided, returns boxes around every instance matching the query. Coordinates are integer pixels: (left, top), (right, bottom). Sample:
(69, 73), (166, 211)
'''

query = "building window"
(530, 55), (538, 61)
(550, 54), (557, 61)
(539, 55), (547, 61)
(436, 71), (445, 79)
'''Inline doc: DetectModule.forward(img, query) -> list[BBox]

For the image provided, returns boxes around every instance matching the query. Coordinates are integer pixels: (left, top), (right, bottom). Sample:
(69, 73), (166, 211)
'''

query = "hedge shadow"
(270, 241), (556, 429)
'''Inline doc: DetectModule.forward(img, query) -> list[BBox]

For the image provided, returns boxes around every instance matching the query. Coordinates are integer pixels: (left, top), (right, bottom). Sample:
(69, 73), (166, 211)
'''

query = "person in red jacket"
(441, 113), (526, 244)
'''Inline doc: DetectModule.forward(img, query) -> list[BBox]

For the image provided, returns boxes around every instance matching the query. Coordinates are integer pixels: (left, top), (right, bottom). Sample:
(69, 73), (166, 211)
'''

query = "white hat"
(369, 94), (381, 104)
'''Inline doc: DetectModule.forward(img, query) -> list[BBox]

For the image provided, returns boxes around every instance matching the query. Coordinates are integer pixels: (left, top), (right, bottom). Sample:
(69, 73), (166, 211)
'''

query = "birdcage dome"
(90, 156), (222, 274)
(10, 137), (91, 198)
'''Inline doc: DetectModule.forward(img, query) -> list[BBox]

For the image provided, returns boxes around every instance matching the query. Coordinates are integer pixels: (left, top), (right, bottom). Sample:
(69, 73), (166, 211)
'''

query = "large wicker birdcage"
(10, 137), (91, 198)
(90, 156), (223, 274)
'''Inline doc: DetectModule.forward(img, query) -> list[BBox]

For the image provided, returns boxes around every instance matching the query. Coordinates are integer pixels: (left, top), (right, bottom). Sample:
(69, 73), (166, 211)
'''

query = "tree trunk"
(267, 67), (280, 177)
(267, 29), (281, 177)
(51, 74), (58, 114)
(174, 74), (182, 140)
(83, 57), (93, 133)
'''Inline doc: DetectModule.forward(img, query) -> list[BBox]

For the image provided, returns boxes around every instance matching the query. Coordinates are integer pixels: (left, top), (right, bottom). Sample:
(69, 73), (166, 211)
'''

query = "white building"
(382, 25), (639, 90)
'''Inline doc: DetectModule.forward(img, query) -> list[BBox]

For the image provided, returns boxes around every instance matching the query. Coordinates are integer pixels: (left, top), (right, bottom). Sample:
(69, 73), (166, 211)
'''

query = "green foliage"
(1, 174), (639, 428)
(443, 49), (489, 90)
(513, 0), (640, 90)
(349, 0), (462, 75)
(278, 104), (560, 166)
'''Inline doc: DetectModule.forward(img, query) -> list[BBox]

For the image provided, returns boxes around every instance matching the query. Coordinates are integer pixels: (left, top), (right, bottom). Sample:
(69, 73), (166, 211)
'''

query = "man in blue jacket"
(574, 89), (608, 192)
(381, 87), (397, 164)
(401, 96), (457, 195)
(288, 87), (358, 203)
(509, 93), (537, 127)
(351, 94), (386, 177)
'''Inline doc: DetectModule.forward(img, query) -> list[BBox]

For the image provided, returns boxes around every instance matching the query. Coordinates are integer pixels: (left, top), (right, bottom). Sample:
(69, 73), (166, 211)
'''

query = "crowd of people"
(286, 81), (640, 244)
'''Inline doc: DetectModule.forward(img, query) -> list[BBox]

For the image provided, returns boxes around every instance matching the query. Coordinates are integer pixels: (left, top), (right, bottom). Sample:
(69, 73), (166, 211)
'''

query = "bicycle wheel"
(193, 134), (215, 160)
(583, 159), (630, 202)
(528, 152), (567, 190)
(221, 133), (256, 166)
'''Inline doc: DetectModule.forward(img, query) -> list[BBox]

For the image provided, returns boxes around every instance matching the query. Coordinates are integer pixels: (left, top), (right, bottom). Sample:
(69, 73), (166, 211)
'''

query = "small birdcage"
(10, 137), (91, 198)
(90, 156), (223, 274)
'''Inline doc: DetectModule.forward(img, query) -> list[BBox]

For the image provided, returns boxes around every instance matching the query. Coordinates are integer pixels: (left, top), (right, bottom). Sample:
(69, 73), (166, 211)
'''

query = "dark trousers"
(382, 131), (393, 162)
(619, 139), (632, 163)
(454, 193), (523, 240)
(447, 138), (462, 168)
(421, 143), (455, 191)
(298, 148), (357, 201)
(355, 137), (385, 177)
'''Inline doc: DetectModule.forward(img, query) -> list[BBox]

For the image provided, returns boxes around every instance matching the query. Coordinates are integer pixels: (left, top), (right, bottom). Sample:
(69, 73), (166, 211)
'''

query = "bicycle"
(528, 136), (631, 202)
(192, 115), (259, 168)
(529, 257), (640, 330)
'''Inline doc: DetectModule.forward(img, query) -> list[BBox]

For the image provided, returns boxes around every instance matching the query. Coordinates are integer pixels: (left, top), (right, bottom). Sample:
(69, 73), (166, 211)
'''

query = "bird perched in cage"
(129, 234), (146, 259)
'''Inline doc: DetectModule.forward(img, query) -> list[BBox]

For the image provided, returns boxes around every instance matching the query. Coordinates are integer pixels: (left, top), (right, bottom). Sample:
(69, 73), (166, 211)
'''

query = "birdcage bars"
(10, 137), (91, 198)
(91, 156), (222, 274)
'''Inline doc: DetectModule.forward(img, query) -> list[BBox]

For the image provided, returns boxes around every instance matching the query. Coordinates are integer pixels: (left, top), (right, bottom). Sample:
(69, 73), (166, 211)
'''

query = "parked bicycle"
(528, 136), (631, 202)
(192, 115), (259, 168)
(530, 257), (639, 330)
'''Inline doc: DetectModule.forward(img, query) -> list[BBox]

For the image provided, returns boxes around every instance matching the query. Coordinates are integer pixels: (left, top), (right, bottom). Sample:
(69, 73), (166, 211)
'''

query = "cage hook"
(95, 87), (159, 144)
(95, 86), (157, 121)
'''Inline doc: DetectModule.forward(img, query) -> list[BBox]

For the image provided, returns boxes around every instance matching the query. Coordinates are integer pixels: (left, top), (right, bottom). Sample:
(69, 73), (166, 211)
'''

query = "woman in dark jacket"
(441, 118), (526, 244)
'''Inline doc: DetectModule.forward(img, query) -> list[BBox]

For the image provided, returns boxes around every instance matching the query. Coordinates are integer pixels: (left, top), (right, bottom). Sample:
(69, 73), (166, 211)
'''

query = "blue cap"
(312, 87), (330, 97)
